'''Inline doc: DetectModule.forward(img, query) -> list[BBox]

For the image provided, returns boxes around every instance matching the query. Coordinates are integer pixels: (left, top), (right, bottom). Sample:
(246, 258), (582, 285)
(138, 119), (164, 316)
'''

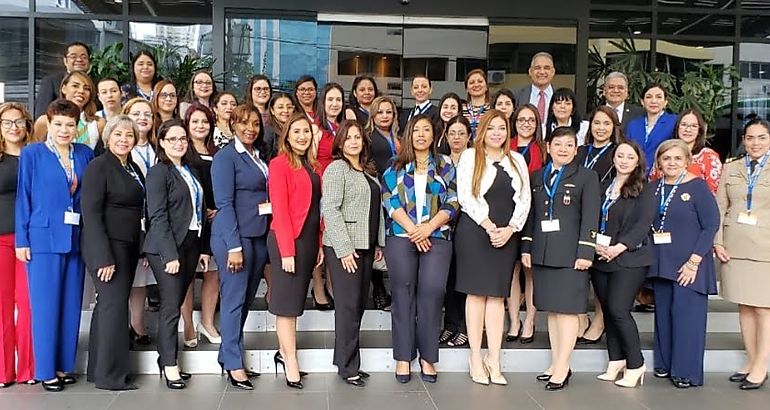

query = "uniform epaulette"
(725, 153), (746, 164)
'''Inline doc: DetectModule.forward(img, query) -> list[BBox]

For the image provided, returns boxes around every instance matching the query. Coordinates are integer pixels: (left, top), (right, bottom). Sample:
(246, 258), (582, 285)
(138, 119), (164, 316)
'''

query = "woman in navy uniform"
(521, 126), (600, 391)
(15, 99), (94, 391)
(648, 139), (719, 388)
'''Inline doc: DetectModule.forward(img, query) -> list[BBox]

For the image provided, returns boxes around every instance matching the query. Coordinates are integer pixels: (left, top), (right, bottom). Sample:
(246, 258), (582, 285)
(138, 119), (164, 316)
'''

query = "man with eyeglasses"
(602, 71), (644, 130)
(514, 52), (556, 130)
(34, 42), (91, 118)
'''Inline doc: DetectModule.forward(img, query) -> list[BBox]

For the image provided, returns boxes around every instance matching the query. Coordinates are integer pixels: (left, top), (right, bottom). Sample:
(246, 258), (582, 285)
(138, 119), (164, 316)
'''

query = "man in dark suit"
(34, 41), (91, 118)
(399, 75), (439, 132)
(513, 51), (556, 130)
(603, 71), (644, 130)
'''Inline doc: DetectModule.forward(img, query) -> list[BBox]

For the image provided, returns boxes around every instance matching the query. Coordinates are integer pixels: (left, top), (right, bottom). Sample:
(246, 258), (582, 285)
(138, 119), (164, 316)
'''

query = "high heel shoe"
(615, 364), (645, 388)
(536, 373), (552, 382)
(739, 374), (768, 390)
(311, 289), (333, 311)
(183, 336), (198, 348)
(227, 370), (254, 390)
(483, 356), (507, 385)
(545, 369), (572, 391)
(41, 379), (63, 392)
(447, 331), (468, 347)
(344, 375), (366, 386)
(157, 361), (186, 390)
(129, 326), (151, 346)
(576, 331), (605, 345)
(505, 320), (522, 342)
(56, 374), (77, 385)
(729, 372), (748, 383)
(520, 324), (535, 344)
(197, 323), (222, 344)
(597, 360), (626, 381)
(439, 329), (454, 345)
(419, 359), (438, 384)
(372, 285), (392, 311)
(273, 351), (308, 377)
(468, 358), (489, 385)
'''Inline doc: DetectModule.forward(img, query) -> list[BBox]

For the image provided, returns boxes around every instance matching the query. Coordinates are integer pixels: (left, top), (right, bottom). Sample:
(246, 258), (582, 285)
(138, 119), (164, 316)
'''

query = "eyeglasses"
(297, 87), (316, 94)
(679, 123), (699, 130)
(516, 118), (537, 125)
(164, 137), (189, 145)
(254, 87), (271, 93)
(158, 92), (177, 100)
(194, 80), (213, 87)
(66, 53), (88, 61)
(0, 119), (27, 129)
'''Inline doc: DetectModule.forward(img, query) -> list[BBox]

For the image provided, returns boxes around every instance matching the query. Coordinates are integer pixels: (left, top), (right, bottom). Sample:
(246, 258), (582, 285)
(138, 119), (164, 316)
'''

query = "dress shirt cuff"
(228, 247), (243, 253)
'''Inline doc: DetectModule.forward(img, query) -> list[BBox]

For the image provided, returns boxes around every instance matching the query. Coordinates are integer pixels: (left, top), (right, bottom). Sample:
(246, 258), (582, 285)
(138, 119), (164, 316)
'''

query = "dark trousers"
(384, 236), (452, 364)
(442, 254), (466, 333)
(87, 240), (139, 389)
(590, 266), (647, 369)
(652, 278), (708, 385)
(212, 235), (267, 370)
(325, 246), (374, 378)
(146, 231), (200, 367)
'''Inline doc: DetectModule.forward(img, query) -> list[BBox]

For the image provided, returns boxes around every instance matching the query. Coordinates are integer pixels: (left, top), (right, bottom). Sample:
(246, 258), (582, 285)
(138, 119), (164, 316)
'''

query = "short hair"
(122, 97), (156, 144)
(744, 118), (770, 136)
(97, 77), (120, 88)
(46, 98), (80, 122)
(155, 119), (192, 165)
(654, 139), (692, 168)
(0, 102), (33, 159)
(604, 71), (629, 87)
(229, 104), (268, 162)
(102, 114), (139, 146)
(642, 83), (667, 100)
(530, 52), (554, 67)
(675, 109), (707, 155)
(65, 41), (91, 57)
(547, 125), (577, 144)
(129, 50), (160, 91)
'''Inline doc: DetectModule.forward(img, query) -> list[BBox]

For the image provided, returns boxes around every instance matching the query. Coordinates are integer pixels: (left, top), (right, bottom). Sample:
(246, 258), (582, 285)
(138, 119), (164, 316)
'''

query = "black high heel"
(227, 370), (254, 390)
(520, 324), (535, 344)
(419, 359), (438, 384)
(372, 286), (391, 311)
(41, 379), (63, 392)
(576, 331), (605, 345)
(129, 326), (151, 346)
(56, 374), (77, 385)
(545, 369), (572, 391)
(506, 320), (522, 342)
(311, 289), (333, 311)
(739, 374), (768, 390)
(273, 352), (308, 377)
(157, 359), (186, 389)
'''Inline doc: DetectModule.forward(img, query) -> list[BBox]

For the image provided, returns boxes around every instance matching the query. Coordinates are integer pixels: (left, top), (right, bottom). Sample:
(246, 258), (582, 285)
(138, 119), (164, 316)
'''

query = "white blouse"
(456, 148), (531, 231)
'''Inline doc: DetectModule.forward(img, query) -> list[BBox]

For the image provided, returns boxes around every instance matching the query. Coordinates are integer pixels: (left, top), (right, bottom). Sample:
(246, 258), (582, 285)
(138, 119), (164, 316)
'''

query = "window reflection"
(0, 18), (28, 103)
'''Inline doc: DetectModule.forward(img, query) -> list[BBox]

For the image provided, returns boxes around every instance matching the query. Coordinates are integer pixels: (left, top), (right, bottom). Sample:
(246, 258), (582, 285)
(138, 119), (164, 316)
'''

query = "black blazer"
(592, 183), (656, 271)
(619, 103), (645, 131)
(399, 104), (439, 134)
(575, 144), (616, 185)
(143, 162), (211, 262)
(80, 151), (145, 271)
(522, 161), (601, 266)
(370, 128), (398, 177)
(35, 72), (67, 118)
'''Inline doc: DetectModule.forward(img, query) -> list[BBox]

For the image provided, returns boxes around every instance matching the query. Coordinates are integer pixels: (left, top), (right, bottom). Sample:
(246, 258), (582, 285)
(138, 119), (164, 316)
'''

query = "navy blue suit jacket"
(625, 112), (678, 174)
(210, 141), (270, 251)
(15, 142), (94, 253)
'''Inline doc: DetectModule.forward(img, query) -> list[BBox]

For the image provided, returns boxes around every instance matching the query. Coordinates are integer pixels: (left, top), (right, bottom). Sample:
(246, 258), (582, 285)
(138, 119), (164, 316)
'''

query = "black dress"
(267, 163), (321, 317)
(455, 162), (518, 297)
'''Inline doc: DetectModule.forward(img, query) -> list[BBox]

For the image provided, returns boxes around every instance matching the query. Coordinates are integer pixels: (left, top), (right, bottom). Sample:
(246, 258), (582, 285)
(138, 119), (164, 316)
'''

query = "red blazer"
(511, 137), (544, 174)
(268, 153), (321, 257)
(317, 124), (337, 175)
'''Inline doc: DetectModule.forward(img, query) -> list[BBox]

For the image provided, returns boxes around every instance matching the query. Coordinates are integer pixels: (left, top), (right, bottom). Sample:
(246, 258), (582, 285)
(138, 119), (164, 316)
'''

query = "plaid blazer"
(321, 159), (386, 258)
(381, 153), (459, 240)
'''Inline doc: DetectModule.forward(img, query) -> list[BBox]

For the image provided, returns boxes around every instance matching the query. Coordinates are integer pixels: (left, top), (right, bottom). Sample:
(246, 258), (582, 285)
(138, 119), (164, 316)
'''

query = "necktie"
(616, 107), (623, 122)
(548, 169), (559, 188)
(750, 159), (759, 175)
(537, 91), (546, 122)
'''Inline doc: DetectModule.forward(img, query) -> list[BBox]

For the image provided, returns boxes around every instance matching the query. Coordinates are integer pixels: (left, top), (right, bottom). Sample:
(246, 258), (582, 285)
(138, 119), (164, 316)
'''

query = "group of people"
(0, 43), (768, 395)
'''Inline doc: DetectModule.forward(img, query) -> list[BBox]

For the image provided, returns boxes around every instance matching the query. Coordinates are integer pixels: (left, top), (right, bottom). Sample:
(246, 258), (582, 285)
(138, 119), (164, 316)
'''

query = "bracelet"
(685, 261), (699, 270)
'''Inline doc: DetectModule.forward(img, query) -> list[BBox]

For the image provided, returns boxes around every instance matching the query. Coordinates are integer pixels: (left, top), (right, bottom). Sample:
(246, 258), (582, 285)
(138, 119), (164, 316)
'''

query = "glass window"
(130, 0), (212, 18)
(590, 10), (653, 36)
(587, 35), (653, 112)
(1, 0), (28, 12)
(404, 58), (448, 81)
(739, 0), (770, 11)
(657, 0), (735, 9)
(741, 15), (770, 39)
(658, 13), (735, 37)
(36, 0), (121, 14)
(739, 43), (770, 126)
(0, 18), (29, 103)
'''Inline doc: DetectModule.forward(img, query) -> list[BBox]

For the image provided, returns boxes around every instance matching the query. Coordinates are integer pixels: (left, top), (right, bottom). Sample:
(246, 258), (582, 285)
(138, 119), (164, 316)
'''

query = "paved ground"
(1, 372), (768, 410)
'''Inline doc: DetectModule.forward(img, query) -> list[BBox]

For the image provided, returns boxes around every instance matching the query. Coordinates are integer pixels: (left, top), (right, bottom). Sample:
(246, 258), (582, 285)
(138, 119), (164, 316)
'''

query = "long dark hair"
(128, 50), (160, 94)
(348, 76), (378, 110)
(318, 82), (345, 133)
(511, 103), (546, 162)
(293, 75), (318, 116)
(545, 87), (581, 139)
(394, 114), (436, 171)
(332, 120), (376, 176)
(674, 108), (707, 155)
(184, 102), (217, 155)
(267, 92), (295, 131)
(615, 140), (647, 198)
(586, 105), (624, 146)
(244, 74), (272, 109)
(156, 119), (194, 165)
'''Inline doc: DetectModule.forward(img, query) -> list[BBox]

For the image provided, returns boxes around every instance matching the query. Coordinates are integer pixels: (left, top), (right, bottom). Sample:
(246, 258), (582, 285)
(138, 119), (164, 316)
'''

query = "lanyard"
(327, 121), (338, 137)
(600, 179), (617, 233)
(519, 143), (531, 158)
(133, 144), (152, 172)
(655, 171), (686, 231)
(746, 153), (769, 213)
(411, 102), (429, 119)
(386, 131), (398, 157)
(246, 148), (269, 178)
(136, 88), (153, 101)
(125, 163), (146, 219)
(542, 162), (564, 220)
(178, 165), (203, 228)
(584, 143), (612, 169)
(47, 140), (76, 209)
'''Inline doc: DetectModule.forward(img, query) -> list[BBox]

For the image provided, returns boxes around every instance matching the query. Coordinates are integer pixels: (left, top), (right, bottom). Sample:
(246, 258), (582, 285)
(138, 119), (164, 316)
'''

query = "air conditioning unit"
(488, 70), (506, 84)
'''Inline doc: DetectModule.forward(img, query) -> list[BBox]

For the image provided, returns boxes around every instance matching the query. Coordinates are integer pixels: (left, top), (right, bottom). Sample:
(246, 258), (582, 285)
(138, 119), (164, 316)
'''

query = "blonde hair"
(471, 110), (522, 198)
(0, 102), (33, 159)
(654, 139), (692, 171)
(122, 97), (156, 145)
(364, 96), (399, 137)
(279, 113), (318, 170)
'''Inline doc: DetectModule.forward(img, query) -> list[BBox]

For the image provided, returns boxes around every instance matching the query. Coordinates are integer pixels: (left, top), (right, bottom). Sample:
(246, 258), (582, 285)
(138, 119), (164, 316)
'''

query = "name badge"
(596, 233), (612, 247)
(258, 202), (272, 215)
(64, 211), (80, 225)
(737, 212), (758, 226)
(541, 219), (561, 232)
(141, 218), (146, 232)
(653, 232), (672, 245)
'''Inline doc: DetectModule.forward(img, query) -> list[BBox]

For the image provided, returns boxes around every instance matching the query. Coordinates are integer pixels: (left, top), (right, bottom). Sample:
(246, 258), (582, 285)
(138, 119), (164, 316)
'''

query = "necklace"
(415, 156), (430, 172)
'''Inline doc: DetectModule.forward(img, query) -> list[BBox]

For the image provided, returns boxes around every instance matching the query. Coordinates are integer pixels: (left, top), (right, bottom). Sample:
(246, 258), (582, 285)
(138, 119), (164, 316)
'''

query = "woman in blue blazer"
(210, 104), (270, 390)
(625, 83), (677, 176)
(15, 99), (94, 392)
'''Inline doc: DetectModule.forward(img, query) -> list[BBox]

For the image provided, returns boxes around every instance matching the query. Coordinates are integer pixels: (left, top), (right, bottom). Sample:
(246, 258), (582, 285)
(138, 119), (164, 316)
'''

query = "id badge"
(141, 218), (146, 232)
(653, 232), (672, 245)
(541, 219), (561, 232)
(258, 202), (272, 215)
(737, 212), (758, 226)
(596, 233), (612, 247)
(64, 211), (80, 225)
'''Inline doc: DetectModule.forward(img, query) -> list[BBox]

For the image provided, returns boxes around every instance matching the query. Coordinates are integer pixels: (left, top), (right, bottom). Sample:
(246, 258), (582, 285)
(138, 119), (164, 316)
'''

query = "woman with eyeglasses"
(122, 98), (158, 346)
(212, 92), (238, 150)
(0, 103), (35, 388)
(244, 75), (273, 125)
(151, 80), (179, 125)
(16, 99), (95, 391)
(180, 70), (217, 119)
(143, 119), (211, 389)
(294, 75), (319, 123)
